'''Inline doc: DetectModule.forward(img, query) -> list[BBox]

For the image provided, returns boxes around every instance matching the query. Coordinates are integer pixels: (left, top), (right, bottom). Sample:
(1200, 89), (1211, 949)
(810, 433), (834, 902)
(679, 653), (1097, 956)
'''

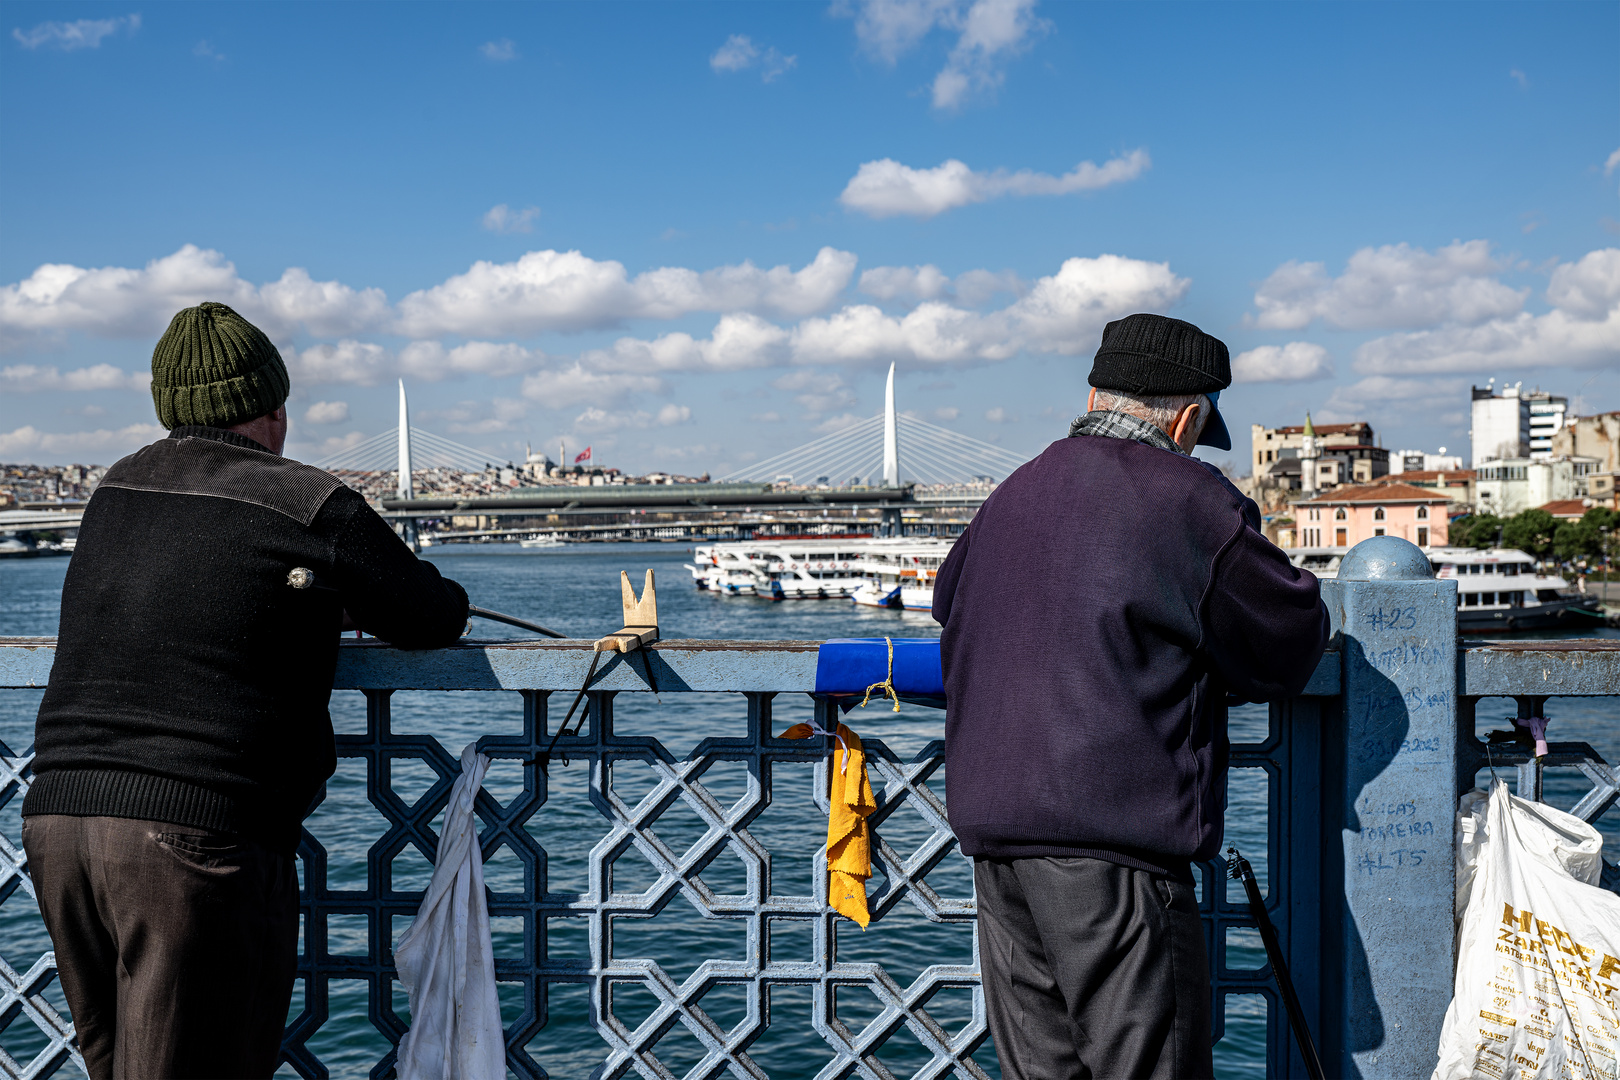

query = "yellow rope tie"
(859, 636), (901, 713)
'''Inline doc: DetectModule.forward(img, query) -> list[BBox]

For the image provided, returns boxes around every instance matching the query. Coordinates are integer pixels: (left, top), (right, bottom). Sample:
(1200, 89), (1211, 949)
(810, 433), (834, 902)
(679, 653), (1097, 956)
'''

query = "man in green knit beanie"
(25, 303), (470, 1078)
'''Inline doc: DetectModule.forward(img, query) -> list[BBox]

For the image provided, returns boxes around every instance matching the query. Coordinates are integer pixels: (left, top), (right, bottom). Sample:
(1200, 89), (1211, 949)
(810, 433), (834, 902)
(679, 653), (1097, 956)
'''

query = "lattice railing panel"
(280, 689), (990, 1080)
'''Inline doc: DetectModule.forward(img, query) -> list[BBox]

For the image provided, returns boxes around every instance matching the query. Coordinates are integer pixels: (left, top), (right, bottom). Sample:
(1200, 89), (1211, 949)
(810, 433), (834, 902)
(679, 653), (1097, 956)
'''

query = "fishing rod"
(467, 605), (566, 639)
(289, 568), (568, 639)
(1227, 846), (1326, 1080)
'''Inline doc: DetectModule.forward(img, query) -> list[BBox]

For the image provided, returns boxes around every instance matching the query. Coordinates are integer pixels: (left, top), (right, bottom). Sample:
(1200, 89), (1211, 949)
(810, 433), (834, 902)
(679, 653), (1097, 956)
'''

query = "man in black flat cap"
(933, 313), (1330, 1078)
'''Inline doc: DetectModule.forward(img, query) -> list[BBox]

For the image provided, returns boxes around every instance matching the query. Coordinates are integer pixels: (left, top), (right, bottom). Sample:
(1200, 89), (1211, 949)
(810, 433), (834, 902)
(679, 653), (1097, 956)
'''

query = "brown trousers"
(21, 815), (299, 1080)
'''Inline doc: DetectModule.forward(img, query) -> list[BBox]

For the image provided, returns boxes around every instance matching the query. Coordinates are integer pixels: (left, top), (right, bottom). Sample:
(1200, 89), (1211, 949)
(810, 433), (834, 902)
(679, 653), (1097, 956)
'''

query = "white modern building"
(1470, 382), (1529, 467)
(1524, 388), (1568, 460)
(1474, 456), (1602, 515)
(1470, 382), (1567, 467)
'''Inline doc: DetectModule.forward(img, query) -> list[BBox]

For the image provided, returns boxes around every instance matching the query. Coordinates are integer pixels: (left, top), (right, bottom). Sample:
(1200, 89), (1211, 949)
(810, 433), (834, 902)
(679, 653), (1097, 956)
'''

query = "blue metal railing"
(0, 565), (1616, 1079)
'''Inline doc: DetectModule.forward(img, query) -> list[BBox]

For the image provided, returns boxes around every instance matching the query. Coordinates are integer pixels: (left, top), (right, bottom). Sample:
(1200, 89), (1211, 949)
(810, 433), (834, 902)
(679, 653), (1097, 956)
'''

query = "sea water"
(1, 545), (1614, 1079)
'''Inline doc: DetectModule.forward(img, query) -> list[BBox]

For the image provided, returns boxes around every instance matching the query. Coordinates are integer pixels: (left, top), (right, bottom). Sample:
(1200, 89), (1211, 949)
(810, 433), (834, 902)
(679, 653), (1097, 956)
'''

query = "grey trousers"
(974, 856), (1213, 1080)
(22, 815), (299, 1080)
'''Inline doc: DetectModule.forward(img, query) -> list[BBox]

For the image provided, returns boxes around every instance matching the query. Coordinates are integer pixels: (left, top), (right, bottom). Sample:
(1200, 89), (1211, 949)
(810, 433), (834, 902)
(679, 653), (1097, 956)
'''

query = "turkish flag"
(574, 447), (592, 464)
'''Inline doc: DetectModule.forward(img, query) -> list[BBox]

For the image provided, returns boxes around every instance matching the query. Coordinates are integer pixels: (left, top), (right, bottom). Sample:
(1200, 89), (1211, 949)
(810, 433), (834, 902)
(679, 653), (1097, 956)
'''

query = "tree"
(1555, 507), (1620, 563)
(1451, 514), (1502, 549)
(1553, 520), (1590, 562)
(1501, 508), (1558, 558)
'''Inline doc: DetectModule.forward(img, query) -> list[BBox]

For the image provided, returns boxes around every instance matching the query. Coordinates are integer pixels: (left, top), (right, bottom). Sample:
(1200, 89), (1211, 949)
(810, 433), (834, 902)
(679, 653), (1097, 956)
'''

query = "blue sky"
(3, 1), (1616, 474)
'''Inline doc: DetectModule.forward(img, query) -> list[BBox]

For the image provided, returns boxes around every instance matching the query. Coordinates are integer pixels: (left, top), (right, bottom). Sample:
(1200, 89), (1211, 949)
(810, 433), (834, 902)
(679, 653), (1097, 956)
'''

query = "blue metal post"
(1320, 537), (1459, 1080)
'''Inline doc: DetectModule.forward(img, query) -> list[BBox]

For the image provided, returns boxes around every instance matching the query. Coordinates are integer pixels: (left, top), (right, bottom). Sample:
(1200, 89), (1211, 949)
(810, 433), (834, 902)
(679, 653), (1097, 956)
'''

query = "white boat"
(519, 535), (565, 548)
(848, 541), (951, 611)
(687, 538), (877, 599)
(1429, 547), (1605, 633)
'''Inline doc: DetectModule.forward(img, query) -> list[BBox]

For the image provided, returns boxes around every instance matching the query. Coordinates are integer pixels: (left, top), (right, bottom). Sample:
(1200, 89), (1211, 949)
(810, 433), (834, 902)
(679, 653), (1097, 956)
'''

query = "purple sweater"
(932, 434), (1329, 875)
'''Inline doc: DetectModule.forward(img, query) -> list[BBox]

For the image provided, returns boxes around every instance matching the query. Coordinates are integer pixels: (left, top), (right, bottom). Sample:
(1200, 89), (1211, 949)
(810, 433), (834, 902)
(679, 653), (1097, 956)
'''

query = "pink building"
(1292, 482), (1451, 550)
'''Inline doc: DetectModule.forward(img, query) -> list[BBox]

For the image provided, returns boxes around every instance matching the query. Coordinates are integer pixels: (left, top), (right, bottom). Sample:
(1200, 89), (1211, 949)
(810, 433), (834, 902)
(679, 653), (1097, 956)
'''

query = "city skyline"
(2, 2), (1616, 470)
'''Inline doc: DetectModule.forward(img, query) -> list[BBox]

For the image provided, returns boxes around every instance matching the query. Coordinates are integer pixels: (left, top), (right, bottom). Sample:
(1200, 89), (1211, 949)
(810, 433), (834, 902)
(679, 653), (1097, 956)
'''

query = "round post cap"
(1338, 536), (1434, 581)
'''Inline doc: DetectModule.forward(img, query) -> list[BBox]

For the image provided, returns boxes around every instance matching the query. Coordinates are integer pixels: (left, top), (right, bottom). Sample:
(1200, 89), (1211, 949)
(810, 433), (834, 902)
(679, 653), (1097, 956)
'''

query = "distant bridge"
(0, 509), (84, 531)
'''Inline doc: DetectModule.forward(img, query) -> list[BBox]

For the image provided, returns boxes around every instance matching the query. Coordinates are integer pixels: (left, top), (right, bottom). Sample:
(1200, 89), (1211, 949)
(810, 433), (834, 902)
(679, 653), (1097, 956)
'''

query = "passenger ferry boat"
(1428, 547), (1606, 633)
(848, 541), (952, 611)
(687, 538), (876, 599)
(1288, 546), (1605, 631)
(687, 537), (954, 605)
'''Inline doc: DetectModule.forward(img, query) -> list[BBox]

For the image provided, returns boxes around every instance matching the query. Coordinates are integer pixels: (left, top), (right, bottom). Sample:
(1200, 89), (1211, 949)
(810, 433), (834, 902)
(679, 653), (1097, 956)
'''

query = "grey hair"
(1090, 389), (1210, 441)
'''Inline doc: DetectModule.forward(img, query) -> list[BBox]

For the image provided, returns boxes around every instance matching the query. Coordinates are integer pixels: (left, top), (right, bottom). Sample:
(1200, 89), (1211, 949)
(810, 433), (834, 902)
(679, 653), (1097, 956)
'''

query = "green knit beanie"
(150, 302), (290, 429)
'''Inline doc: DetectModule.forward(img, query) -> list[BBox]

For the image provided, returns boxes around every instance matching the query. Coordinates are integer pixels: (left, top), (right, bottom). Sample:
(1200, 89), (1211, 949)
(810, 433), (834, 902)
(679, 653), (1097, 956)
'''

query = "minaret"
(396, 379), (415, 501)
(1300, 412), (1319, 496)
(882, 362), (899, 487)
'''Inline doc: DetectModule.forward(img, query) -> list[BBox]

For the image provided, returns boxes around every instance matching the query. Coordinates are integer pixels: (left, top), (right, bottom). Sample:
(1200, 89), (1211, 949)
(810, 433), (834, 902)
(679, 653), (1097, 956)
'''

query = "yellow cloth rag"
(783, 721), (877, 927)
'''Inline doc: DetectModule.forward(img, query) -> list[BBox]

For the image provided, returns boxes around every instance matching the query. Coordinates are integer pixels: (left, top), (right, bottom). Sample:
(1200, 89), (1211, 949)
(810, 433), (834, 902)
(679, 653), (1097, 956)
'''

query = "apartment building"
(1475, 456), (1603, 515)
(1551, 410), (1620, 508)
(1250, 419), (1389, 490)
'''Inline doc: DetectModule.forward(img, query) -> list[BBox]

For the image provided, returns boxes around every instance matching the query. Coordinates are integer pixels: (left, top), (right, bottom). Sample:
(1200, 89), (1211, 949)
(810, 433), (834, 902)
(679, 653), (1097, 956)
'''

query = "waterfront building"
(1373, 468), (1476, 510)
(1551, 410), (1620, 507)
(1250, 418), (1389, 492)
(1290, 482), (1451, 549)
(1474, 456), (1603, 516)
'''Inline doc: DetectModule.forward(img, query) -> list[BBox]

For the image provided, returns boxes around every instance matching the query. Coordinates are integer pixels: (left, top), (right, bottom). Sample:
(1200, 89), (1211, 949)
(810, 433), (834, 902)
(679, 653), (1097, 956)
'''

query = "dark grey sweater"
(25, 427), (469, 853)
(932, 431), (1329, 876)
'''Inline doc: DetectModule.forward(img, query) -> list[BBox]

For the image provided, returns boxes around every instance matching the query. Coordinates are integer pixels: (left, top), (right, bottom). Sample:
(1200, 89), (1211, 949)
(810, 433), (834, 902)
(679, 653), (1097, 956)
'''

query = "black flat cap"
(1088, 313), (1232, 450)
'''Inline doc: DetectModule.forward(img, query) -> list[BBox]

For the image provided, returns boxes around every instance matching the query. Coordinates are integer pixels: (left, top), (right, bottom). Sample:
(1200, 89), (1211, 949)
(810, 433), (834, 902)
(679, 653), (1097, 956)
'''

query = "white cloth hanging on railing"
(394, 742), (504, 1080)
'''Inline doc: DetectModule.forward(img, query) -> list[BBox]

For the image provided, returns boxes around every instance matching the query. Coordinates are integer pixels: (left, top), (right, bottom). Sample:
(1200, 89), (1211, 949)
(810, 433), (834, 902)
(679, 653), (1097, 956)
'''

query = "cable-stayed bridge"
(718, 411), (1027, 487)
(319, 374), (1021, 545)
(310, 427), (499, 475)
(720, 364), (1029, 488)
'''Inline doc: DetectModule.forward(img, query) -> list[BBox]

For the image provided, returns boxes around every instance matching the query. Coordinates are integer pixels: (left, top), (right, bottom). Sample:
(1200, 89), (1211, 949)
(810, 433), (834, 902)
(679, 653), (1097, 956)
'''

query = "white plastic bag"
(395, 742), (505, 1080)
(1432, 779), (1620, 1080)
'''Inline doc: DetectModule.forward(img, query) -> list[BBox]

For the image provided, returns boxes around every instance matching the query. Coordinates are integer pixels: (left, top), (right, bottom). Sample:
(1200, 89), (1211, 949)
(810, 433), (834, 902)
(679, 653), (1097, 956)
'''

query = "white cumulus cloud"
(773, 370), (857, 417)
(859, 264), (1029, 307)
(587, 254), (1187, 374)
(283, 340), (394, 386)
(840, 150), (1149, 219)
(482, 204), (539, 234)
(0, 422), (164, 460)
(521, 365), (664, 409)
(0, 245), (388, 346)
(571, 404), (691, 433)
(709, 34), (796, 81)
(480, 39), (516, 62)
(396, 246), (856, 337)
(1351, 248), (1620, 375)
(303, 401), (350, 424)
(1, 363), (150, 393)
(840, 0), (1046, 110)
(582, 313), (791, 374)
(1251, 240), (1525, 331)
(1315, 375), (1471, 429)
(931, 0), (1046, 109)
(1231, 342), (1334, 383)
(13, 14), (139, 51)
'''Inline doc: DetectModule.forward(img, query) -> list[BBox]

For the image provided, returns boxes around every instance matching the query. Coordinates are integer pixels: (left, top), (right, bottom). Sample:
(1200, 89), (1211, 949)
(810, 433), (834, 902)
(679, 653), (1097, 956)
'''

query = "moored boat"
(1428, 547), (1606, 633)
(1288, 544), (1604, 630)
